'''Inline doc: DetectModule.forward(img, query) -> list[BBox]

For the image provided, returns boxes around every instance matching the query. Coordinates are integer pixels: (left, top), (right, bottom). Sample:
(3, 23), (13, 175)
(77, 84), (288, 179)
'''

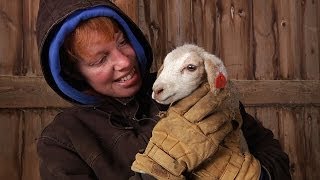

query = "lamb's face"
(152, 50), (206, 104)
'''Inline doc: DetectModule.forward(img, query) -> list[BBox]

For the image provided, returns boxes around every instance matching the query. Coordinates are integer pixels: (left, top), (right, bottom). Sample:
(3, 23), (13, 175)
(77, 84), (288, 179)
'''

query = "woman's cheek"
(92, 70), (113, 83)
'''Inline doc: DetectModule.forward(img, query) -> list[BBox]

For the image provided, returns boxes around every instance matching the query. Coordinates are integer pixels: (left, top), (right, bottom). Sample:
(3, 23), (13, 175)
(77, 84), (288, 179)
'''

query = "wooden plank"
(22, 109), (61, 180)
(191, 0), (216, 53)
(0, 0), (23, 75)
(216, 0), (253, 79)
(256, 107), (280, 139)
(278, 108), (302, 179)
(252, 0), (277, 79)
(23, 0), (41, 76)
(0, 76), (319, 108)
(112, 0), (139, 23)
(138, 0), (167, 72)
(302, 106), (320, 180)
(166, 0), (192, 49)
(0, 109), (21, 180)
(0, 76), (72, 108)
(302, 0), (320, 80)
(278, 106), (320, 180)
(236, 80), (320, 106)
(275, 0), (303, 79)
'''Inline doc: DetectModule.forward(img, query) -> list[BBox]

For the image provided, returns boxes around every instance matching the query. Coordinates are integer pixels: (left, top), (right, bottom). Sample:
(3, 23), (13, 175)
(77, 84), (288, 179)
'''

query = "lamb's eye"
(186, 64), (197, 71)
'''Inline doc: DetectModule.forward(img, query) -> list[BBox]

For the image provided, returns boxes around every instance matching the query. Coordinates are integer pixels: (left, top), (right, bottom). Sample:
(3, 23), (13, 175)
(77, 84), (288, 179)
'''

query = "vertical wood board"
(0, 0), (23, 75)
(0, 109), (21, 180)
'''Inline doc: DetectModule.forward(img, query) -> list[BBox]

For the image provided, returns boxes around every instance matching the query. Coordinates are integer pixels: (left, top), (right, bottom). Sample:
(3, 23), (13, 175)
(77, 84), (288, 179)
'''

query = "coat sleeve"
(37, 136), (96, 180)
(239, 102), (292, 180)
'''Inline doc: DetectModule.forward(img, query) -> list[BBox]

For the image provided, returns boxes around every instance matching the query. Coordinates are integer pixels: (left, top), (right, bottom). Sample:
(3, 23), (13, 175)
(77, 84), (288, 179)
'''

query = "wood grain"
(0, 0), (23, 75)
(0, 109), (21, 180)
(217, 0), (253, 79)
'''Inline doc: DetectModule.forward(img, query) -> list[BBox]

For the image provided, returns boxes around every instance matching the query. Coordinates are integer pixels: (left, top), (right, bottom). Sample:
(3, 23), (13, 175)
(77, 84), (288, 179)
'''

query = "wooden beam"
(0, 76), (71, 108)
(235, 80), (320, 106)
(0, 76), (319, 108)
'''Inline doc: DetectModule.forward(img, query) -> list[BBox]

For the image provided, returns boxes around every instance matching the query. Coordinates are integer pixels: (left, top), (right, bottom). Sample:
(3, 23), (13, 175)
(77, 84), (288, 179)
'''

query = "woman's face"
(76, 30), (142, 97)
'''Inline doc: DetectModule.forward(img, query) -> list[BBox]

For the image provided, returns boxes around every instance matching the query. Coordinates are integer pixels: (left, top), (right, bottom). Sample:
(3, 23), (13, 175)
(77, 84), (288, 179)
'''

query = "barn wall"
(0, 0), (319, 179)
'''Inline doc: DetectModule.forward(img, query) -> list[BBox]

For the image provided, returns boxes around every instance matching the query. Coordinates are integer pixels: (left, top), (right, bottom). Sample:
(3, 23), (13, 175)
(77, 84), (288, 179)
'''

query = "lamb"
(132, 44), (261, 179)
(152, 43), (249, 153)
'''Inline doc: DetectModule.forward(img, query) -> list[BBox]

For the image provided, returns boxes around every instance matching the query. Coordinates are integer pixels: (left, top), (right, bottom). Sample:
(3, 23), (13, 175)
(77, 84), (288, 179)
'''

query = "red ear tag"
(215, 72), (227, 89)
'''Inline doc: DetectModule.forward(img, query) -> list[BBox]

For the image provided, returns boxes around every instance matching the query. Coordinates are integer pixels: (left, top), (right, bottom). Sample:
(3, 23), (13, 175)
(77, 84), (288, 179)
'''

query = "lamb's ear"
(202, 52), (228, 93)
(156, 64), (164, 77)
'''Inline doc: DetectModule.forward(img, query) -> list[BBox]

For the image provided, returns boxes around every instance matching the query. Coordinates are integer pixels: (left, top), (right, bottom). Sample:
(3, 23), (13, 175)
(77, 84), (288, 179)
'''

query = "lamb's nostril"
(155, 88), (164, 95)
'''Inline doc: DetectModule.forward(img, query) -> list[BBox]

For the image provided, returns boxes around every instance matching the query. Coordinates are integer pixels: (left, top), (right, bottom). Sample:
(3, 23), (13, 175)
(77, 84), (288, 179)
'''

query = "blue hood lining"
(49, 6), (147, 104)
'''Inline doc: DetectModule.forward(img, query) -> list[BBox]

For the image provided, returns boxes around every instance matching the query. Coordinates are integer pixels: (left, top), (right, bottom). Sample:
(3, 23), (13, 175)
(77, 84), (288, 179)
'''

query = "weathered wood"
(253, 0), (277, 80)
(166, 0), (192, 49)
(0, 76), (319, 108)
(275, 0), (303, 79)
(255, 106), (320, 180)
(0, 76), (72, 108)
(22, 109), (60, 180)
(278, 106), (320, 180)
(23, 0), (41, 76)
(216, 0), (253, 79)
(191, 0), (216, 53)
(302, 106), (320, 180)
(302, 0), (320, 80)
(237, 80), (320, 106)
(0, 109), (21, 180)
(256, 107), (280, 139)
(112, 0), (139, 23)
(0, 0), (23, 75)
(138, 0), (167, 72)
(278, 108), (301, 178)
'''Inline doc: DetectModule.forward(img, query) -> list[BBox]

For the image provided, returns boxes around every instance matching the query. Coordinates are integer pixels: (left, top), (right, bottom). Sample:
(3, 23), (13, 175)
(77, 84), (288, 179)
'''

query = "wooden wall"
(0, 0), (319, 179)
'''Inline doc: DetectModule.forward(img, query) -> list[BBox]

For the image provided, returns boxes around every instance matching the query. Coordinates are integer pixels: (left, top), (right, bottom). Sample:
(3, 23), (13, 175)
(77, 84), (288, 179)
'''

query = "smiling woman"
(63, 17), (142, 98)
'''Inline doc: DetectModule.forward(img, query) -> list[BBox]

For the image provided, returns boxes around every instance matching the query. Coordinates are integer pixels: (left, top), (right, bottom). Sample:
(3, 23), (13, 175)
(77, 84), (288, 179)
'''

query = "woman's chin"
(114, 81), (142, 97)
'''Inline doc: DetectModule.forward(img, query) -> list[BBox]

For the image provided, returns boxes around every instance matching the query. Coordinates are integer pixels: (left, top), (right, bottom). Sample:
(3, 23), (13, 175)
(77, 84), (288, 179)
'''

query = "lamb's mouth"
(156, 93), (176, 104)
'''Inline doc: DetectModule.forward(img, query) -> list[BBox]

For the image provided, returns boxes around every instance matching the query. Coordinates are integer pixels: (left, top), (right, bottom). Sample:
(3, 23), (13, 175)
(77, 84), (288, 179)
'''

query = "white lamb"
(152, 43), (248, 151)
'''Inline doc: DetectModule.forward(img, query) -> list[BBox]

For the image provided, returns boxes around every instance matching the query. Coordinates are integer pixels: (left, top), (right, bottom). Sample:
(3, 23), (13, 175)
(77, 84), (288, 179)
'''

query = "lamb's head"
(152, 44), (228, 105)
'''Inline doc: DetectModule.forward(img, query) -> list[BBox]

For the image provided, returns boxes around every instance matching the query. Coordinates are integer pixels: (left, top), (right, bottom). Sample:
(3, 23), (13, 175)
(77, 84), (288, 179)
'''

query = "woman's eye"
(186, 64), (197, 71)
(89, 55), (107, 66)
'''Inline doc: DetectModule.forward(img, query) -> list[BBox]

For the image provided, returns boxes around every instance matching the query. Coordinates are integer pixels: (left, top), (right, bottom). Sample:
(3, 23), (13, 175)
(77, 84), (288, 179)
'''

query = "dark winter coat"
(36, 0), (291, 179)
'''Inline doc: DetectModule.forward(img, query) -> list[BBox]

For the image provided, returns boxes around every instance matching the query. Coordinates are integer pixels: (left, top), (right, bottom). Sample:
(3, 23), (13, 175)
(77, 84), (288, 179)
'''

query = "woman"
(36, 0), (291, 179)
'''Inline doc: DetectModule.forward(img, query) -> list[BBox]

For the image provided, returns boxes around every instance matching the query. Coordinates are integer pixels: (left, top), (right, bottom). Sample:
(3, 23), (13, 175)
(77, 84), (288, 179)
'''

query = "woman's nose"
(112, 49), (131, 71)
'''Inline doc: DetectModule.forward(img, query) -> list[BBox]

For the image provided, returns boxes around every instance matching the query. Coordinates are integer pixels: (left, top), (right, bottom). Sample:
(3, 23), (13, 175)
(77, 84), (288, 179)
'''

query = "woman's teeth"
(119, 69), (135, 82)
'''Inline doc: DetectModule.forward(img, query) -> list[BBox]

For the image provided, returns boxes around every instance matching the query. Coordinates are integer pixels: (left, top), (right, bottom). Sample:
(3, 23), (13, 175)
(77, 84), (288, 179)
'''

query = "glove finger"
(170, 83), (210, 115)
(132, 154), (180, 179)
(236, 153), (261, 179)
(196, 111), (229, 135)
(207, 121), (233, 145)
(184, 88), (230, 123)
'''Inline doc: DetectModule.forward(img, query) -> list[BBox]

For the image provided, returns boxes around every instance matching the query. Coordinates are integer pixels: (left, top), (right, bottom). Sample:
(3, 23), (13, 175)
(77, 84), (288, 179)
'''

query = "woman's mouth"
(117, 68), (136, 83)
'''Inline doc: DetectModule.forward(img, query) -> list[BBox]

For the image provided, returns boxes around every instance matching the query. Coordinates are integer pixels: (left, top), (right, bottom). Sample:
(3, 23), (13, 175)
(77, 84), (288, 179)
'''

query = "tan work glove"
(131, 83), (234, 179)
(191, 129), (261, 180)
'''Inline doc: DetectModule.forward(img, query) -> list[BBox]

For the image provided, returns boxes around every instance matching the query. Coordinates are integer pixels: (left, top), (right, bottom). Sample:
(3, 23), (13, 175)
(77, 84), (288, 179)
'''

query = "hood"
(36, 0), (153, 105)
